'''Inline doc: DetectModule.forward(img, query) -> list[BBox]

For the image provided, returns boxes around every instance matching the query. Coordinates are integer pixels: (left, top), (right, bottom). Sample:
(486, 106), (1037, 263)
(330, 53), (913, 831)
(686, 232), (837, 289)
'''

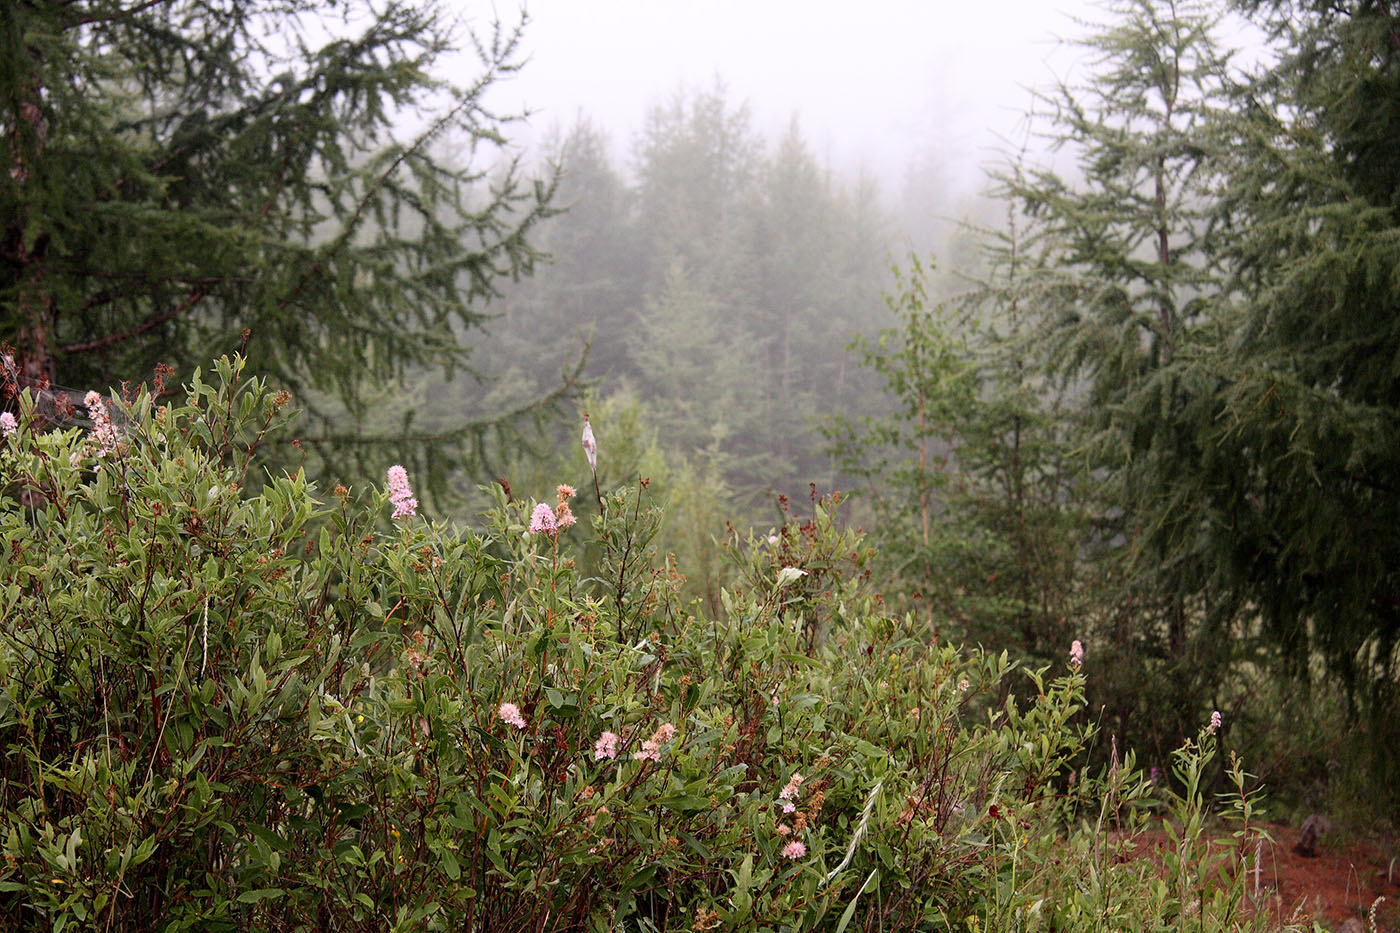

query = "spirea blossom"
(84, 391), (119, 458)
(781, 841), (807, 860)
(1209, 710), (1222, 735)
(632, 722), (675, 762)
(386, 465), (417, 519)
(499, 702), (526, 730)
(529, 502), (559, 535)
(593, 731), (620, 761)
(1069, 639), (1084, 669)
(0, 412), (15, 438)
(777, 772), (804, 813)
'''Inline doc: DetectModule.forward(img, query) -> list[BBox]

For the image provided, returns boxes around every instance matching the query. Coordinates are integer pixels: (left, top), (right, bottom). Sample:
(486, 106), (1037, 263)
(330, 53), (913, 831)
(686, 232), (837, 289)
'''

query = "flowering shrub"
(0, 358), (1273, 931)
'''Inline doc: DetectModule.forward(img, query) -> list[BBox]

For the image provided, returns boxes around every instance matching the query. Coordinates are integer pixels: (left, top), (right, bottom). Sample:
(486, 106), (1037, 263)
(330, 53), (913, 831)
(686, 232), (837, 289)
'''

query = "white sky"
(472, 0), (1102, 189)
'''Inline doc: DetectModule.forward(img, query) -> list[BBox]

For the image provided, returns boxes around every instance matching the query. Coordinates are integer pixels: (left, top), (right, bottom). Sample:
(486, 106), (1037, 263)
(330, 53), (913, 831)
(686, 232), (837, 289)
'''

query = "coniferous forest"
(2, 0), (1399, 929)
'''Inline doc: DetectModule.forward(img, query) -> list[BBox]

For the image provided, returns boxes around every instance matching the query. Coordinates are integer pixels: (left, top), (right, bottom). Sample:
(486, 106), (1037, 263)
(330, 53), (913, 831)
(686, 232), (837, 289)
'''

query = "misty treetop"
(470, 90), (894, 509)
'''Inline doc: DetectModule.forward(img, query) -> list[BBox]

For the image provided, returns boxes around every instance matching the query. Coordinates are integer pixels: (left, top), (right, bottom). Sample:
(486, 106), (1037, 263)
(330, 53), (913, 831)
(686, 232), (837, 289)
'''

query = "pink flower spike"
(83, 391), (119, 458)
(529, 502), (558, 535)
(0, 412), (16, 438)
(499, 702), (526, 730)
(386, 465), (418, 519)
(778, 772), (805, 803)
(593, 731), (619, 761)
(1209, 710), (1222, 735)
(781, 840), (807, 860)
(1069, 639), (1084, 669)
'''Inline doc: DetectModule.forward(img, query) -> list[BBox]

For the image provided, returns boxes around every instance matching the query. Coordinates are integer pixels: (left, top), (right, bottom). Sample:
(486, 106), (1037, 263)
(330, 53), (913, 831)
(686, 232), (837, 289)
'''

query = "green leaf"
(236, 888), (286, 903)
(440, 847), (461, 881)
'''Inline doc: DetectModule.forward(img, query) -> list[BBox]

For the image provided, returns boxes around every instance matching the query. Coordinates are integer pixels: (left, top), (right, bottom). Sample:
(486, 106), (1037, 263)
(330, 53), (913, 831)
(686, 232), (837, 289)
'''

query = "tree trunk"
(7, 57), (56, 393)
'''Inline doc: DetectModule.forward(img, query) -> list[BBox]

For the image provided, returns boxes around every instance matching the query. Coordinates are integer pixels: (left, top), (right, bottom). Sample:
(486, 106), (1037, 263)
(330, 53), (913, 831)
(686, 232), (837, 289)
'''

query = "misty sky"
(481, 0), (1103, 190)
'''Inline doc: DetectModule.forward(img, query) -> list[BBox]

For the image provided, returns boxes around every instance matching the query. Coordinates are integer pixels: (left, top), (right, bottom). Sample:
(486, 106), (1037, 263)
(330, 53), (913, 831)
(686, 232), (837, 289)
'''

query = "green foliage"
(1, 0), (570, 496)
(967, 0), (1269, 768)
(1002, 0), (1237, 611)
(0, 358), (1271, 930)
(626, 259), (770, 480)
(824, 256), (1089, 666)
(1196, 0), (1400, 752)
(1000, 0), (1400, 797)
(822, 260), (976, 612)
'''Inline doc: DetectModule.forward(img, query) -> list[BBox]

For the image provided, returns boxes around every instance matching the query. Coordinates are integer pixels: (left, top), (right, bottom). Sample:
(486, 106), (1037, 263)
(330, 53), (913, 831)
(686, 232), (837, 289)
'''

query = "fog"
(443, 1), (1112, 498)
(420, 0), (1277, 519)
(482, 0), (1102, 199)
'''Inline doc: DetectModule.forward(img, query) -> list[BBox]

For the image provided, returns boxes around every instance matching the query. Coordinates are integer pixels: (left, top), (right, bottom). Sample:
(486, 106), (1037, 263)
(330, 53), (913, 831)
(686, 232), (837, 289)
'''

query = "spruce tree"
(1195, 0), (1400, 752)
(0, 0), (567, 488)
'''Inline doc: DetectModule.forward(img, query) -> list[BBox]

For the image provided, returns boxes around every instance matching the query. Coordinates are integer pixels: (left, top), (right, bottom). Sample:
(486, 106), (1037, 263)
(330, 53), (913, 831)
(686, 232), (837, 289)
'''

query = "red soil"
(1250, 823), (1397, 931)
(1116, 822), (1397, 930)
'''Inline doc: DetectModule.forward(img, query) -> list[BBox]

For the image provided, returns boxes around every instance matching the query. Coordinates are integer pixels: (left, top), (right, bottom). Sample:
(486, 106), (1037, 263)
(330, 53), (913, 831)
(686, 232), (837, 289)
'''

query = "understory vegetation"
(0, 359), (1282, 931)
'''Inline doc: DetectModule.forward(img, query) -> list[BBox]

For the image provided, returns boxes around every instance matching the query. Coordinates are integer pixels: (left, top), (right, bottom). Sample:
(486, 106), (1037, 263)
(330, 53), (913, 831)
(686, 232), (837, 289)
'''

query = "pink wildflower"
(529, 502), (559, 535)
(555, 500), (577, 529)
(1069, 639), (1084, 669)
(84, 391), (119, 458)
(499, 702), (526, 730)
(778, 772), (804, 804)
(0, 411), (15, 438)
(781, 840), (807, 860)
(593, 731), (619, 761)
(386, 465), (417, 519)
(632, 722), (676, 762)
(1209, 710), (1222, 735)
(556, 484), (575, 502)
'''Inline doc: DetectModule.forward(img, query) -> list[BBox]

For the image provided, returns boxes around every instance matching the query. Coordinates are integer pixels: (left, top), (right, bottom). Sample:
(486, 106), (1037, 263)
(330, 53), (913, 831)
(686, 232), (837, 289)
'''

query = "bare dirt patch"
(1250, 823), (1398, 931)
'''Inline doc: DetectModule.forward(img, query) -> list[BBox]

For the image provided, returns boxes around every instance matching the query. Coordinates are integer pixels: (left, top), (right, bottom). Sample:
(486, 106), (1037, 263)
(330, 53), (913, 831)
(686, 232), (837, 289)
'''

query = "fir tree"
(0, 0), (570, 489)
(996, 0), (1249, 755)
